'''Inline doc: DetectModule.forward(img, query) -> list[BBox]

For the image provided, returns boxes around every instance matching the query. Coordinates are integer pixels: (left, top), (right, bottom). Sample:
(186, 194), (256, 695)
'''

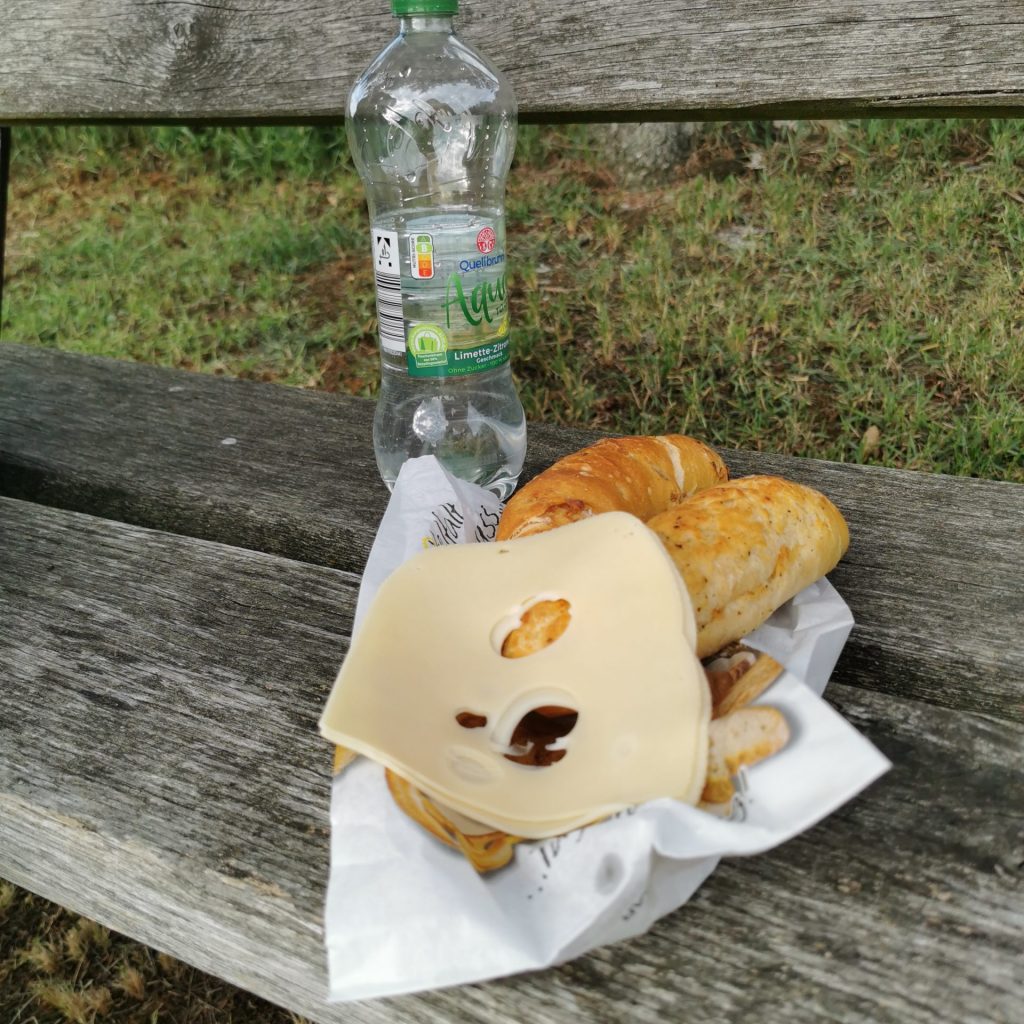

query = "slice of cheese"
(319, 512), (709, 839)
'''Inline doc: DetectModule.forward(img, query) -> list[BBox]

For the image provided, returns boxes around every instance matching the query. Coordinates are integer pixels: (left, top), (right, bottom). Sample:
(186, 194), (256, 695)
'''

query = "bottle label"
(369, 218), (511, 378)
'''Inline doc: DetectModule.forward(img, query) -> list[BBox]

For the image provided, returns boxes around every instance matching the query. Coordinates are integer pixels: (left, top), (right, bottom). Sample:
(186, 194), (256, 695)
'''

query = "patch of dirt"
(947, 124), (992, 164)
(295, 255), (379, 394)
(922, 366), (987, 411)
(318, 345), (378, 394)
(680, 143), (749, 182)
(298, 254), (371, 329)
(0, 882), (306, 1024)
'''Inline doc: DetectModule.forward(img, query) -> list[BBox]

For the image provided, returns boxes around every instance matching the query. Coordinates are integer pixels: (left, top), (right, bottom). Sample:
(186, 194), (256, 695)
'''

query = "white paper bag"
(324, 456), (891, 1001)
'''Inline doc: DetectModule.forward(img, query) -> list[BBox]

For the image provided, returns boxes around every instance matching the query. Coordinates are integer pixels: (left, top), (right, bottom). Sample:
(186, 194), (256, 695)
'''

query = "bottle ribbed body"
(347, 14), (526, 497)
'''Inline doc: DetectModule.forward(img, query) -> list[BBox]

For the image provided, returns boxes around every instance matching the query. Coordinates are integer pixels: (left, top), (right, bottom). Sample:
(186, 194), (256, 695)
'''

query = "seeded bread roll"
(496, 435), (728, 541)
(646, 475), (849, 658)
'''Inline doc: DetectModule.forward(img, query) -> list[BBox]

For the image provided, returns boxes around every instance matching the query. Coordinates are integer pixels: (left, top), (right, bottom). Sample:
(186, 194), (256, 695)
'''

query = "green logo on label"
(443, 271), (508, 330)
(408, 323), (449, 368)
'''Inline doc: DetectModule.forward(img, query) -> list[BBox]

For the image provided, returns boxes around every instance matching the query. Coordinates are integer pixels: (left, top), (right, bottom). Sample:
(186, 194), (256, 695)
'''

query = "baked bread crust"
(496, 435), (728, 541)
(646, 475), (850, 657)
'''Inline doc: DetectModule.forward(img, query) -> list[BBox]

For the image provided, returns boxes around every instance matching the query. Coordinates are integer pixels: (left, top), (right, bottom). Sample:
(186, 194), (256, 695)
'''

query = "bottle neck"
(399, 15), (454, 35)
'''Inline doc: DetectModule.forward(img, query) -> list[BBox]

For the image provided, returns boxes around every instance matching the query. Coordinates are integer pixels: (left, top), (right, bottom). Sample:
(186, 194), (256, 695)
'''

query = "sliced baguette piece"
(647, 475), (849, 658)
(496, 435), (728, 541)
(704, 646), (784, 719)
(386, 769), (521, 872)
(701, 706), (790, 804)
(385, 767), (459, 849)
(333, 745), (358, 775)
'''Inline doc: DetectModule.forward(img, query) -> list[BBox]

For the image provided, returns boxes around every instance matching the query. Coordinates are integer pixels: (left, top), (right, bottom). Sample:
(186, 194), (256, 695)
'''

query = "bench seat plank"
(2, 1), (1024, 122)
(2, 343), (1022, 724)
(2, 496), (1022, 1023)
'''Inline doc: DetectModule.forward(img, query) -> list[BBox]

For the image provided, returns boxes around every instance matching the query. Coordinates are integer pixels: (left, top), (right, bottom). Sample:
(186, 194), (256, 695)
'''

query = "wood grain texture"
(0, 343), (387, 576)
(2, 497), (1022, 1023)
(2, 343), (1022, 723)
(1, 1), (1023, 123)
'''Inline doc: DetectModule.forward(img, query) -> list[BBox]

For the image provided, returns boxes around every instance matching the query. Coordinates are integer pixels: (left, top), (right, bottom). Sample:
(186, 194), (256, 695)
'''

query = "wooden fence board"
(1, 1), (1023, 122)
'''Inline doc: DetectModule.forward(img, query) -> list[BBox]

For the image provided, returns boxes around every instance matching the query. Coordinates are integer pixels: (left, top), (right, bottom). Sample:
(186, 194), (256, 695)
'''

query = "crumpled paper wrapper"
(324, 456), (891, 1001)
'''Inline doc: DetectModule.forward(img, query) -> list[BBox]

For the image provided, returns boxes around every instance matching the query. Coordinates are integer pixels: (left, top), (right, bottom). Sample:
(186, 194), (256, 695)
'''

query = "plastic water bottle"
(347, 0), (527, 498)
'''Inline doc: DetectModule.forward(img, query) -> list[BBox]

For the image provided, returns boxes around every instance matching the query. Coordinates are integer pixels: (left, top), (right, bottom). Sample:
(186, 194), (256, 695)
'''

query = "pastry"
(496, 435), (728, 540)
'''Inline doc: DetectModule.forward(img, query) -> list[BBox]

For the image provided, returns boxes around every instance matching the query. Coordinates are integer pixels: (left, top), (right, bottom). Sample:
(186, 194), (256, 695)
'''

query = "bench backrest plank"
(1, 0), (1023, 123)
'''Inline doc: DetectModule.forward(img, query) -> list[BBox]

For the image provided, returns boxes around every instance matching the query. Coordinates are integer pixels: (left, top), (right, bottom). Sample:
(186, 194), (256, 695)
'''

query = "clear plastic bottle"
(346, 0), (526, 498)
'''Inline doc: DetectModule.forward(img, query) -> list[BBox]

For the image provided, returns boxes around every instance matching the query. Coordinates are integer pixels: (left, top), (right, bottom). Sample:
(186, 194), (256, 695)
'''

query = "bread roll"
(496, 435), (728, 541)
(646, 475), (849, 657)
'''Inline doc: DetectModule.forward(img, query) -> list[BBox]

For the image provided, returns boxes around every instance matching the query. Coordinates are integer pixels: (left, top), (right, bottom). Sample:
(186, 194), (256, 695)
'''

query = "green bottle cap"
(392, 1), (458, 14)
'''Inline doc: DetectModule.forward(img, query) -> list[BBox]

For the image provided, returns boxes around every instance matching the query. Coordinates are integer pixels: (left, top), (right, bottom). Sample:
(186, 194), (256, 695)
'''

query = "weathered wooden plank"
(0, 342), (387, 575)
(1, 1), (1022, 123)
(2, 497), (1021, 1023)
(2, 343), (1022, 723)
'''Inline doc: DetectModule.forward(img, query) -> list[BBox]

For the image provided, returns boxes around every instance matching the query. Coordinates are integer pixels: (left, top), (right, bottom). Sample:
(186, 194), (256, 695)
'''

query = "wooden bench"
(2, 3), (1023, 1021)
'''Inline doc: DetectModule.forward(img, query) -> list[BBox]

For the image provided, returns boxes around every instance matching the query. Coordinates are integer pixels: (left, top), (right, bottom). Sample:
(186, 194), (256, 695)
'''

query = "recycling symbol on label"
(374, 232), (398, 274)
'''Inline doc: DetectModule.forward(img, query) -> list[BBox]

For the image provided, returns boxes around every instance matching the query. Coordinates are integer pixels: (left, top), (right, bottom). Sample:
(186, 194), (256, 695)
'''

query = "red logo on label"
(476, 227), (496, 254)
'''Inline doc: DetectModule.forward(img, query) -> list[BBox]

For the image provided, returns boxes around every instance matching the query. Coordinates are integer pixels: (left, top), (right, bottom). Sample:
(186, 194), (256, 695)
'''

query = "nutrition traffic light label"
(410, 233), (435, 280)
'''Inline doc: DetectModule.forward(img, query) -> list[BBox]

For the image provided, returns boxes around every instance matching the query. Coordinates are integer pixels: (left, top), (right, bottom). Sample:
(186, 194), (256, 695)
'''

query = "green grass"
(4, 126), (370, 385)
(510, 119), (1024, 479)
(3, 119), (1022, 480)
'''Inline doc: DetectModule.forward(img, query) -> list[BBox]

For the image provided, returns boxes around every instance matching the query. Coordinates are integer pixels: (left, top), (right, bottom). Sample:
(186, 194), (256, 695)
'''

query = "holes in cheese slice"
(502, 706), (579, 767)
(486, 687), (579, 770)
(494, 597), (571, 658)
